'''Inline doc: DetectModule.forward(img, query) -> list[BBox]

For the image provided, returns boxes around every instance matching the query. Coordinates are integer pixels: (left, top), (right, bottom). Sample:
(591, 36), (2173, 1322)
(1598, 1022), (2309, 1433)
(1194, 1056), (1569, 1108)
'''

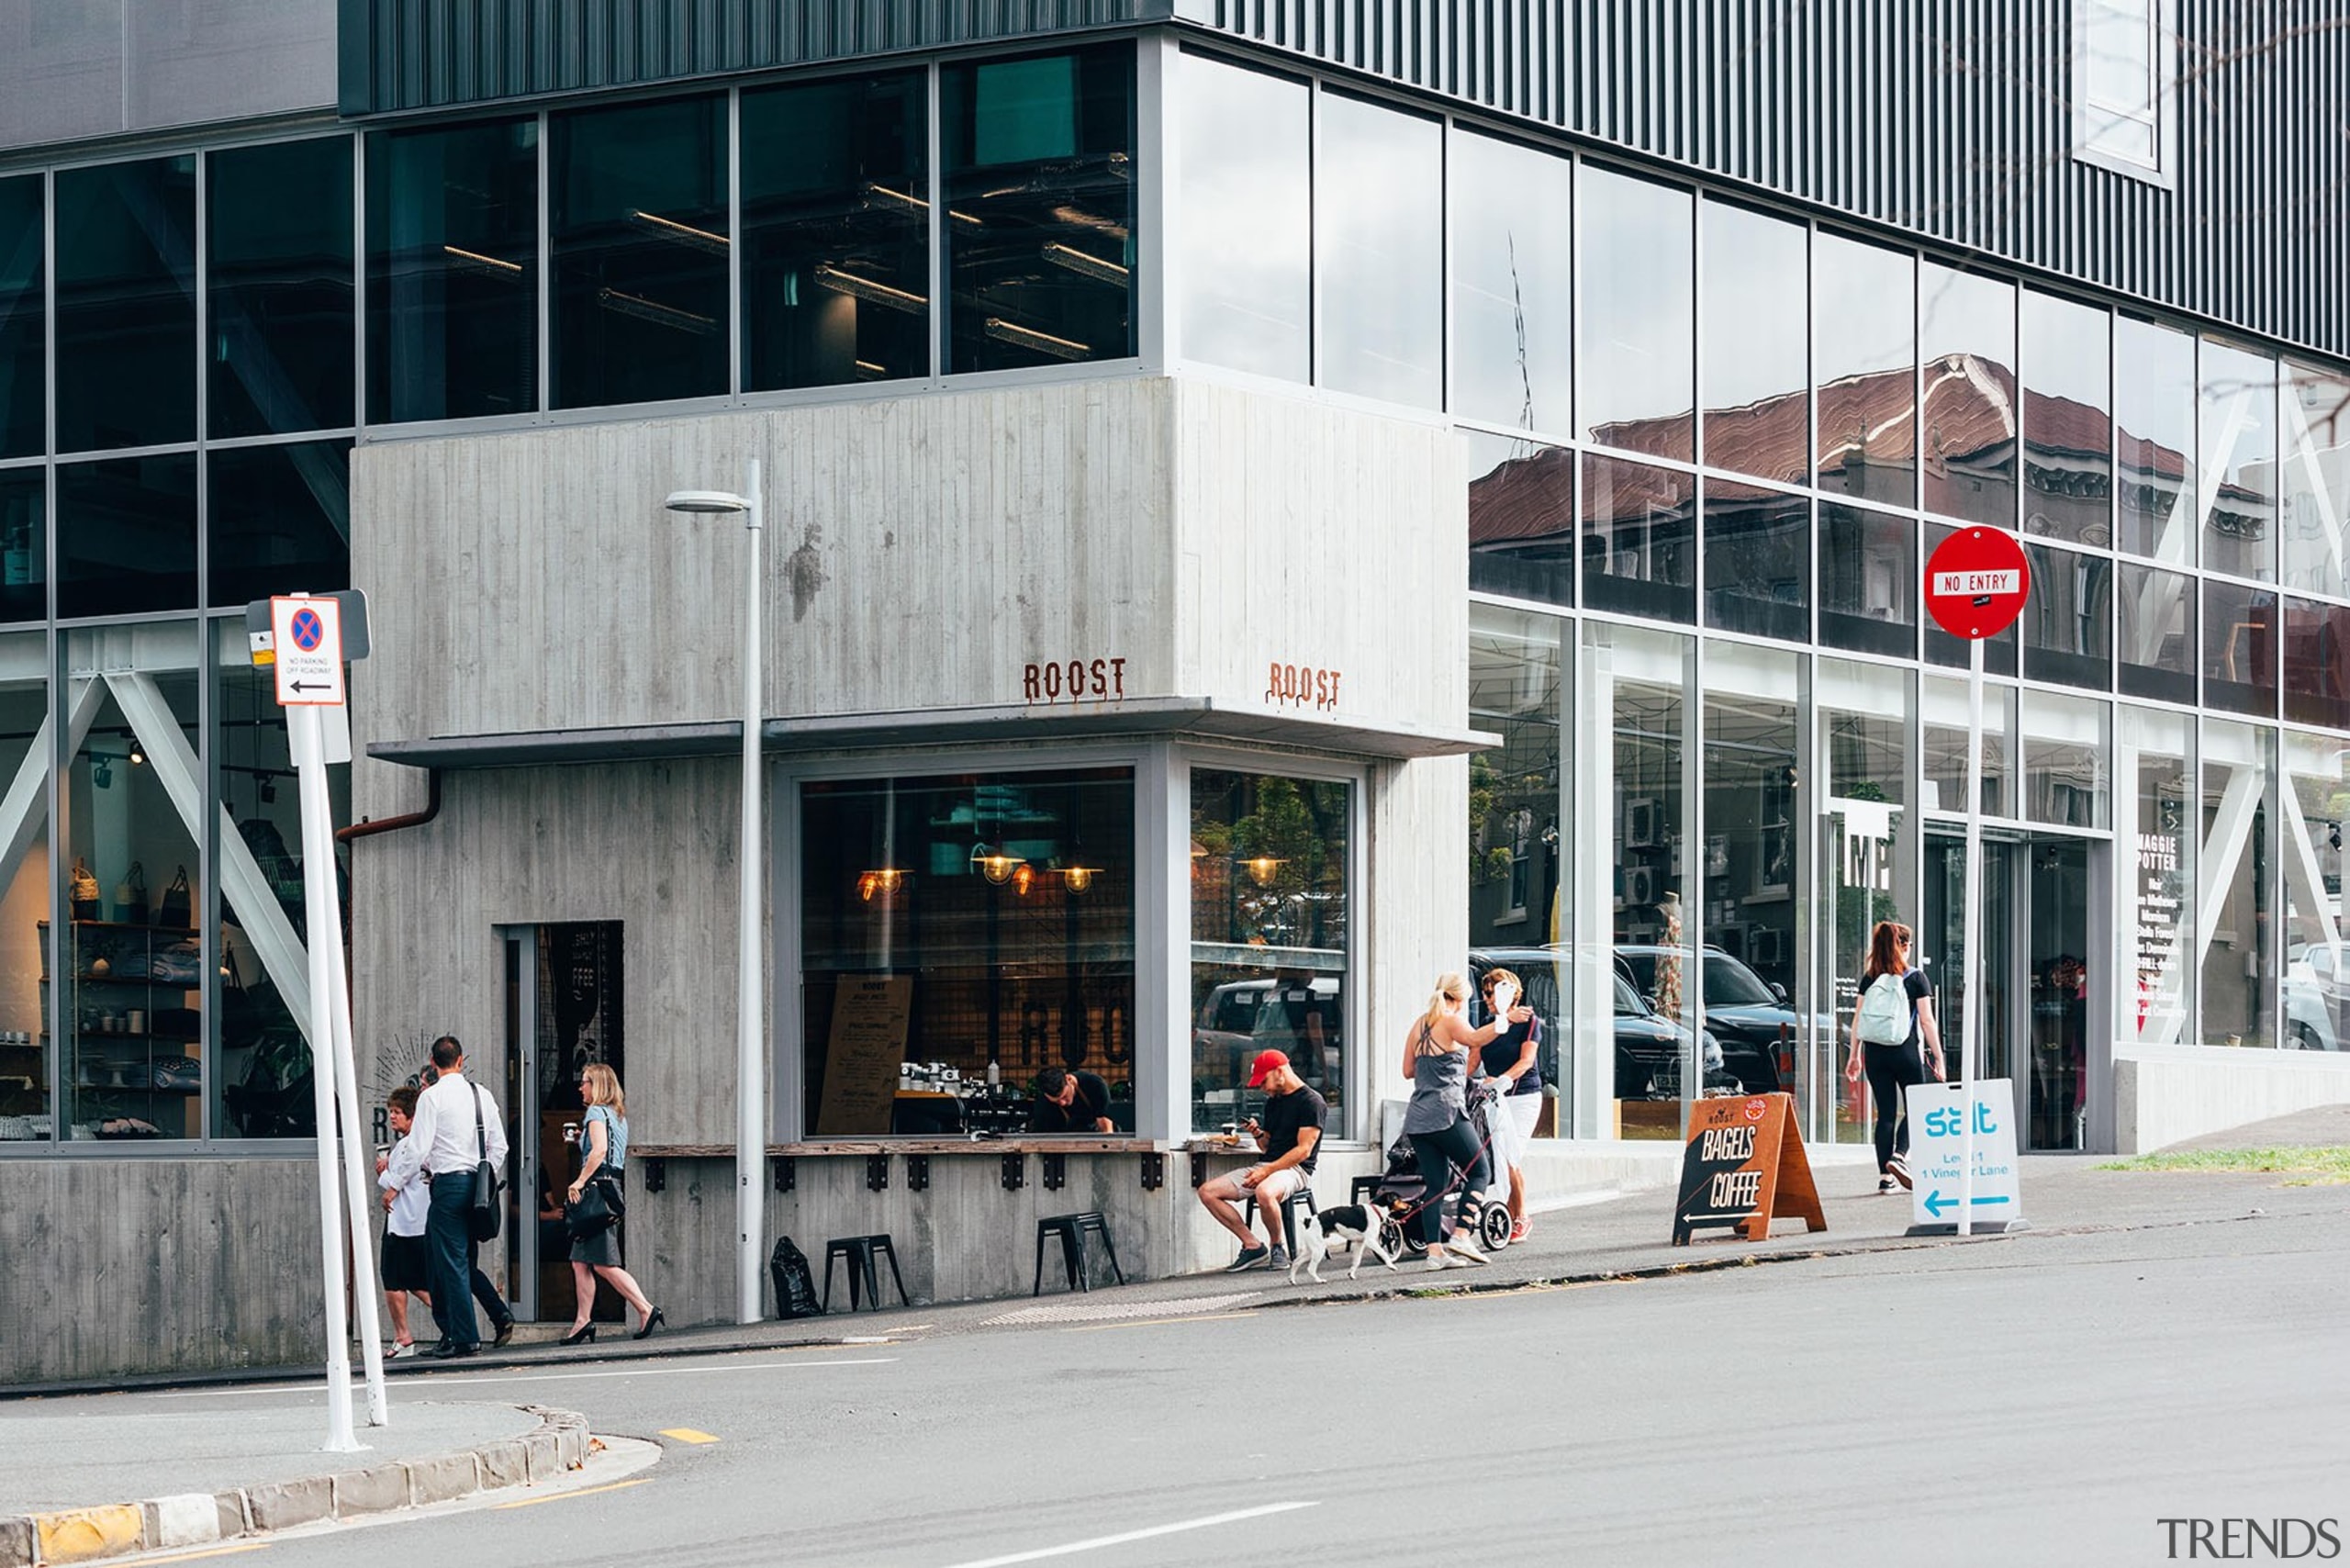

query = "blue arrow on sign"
(1921, 1189), (2013, 1217)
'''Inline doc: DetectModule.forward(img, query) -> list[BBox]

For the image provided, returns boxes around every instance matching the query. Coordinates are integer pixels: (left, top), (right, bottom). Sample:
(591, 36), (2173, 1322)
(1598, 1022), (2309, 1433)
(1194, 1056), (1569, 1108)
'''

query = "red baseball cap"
(1246, 1049), (1289, 1088)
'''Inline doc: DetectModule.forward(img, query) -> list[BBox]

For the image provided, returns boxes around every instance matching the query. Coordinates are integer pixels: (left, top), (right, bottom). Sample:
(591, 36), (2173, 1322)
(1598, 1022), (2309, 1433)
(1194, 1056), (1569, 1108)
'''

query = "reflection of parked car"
(2281, 947), (2341, 1051)
(1613, 945), (1805, 1094)
(1468, 948), (1733, 1101)
(1192, 976), (1345, 1085)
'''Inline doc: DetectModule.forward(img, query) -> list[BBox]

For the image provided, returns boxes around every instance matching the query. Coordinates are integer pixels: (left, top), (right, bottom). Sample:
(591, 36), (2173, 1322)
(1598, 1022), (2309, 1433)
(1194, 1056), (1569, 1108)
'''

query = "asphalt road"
(111, 1202), (2347, 1568)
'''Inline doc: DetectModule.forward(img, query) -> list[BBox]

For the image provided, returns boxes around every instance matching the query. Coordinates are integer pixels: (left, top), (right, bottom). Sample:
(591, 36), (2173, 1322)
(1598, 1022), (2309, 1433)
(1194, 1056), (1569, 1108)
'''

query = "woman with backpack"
(1844, 921), (1946, 1193)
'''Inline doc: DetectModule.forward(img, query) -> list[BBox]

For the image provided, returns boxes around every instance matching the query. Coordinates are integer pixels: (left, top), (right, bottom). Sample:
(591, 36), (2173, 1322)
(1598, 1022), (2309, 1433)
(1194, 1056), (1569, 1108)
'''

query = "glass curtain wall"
(365, 118), (540, 424)
(1450, 129), (1572, 435)
(1, 174), (45, 460)
(2114, 316), (2198, 565)
(1816, 657), (1911, 1144)
(1699, 200), (1807, 487)
(1815, 232), (1915, 507)
(2281, 363), (2350, 597)
(2199, 718), (2275, 1048)
(1174, 52), (1310, 383)
(2279, 729), (2350, 1052)
(1579, 622), (1693, 1140)
(1467, 605), (1568, 1130)
(2199, 340), (2279, 584)
(1578, 166), (1693, 462)
(1189, 768), (1350, 1135)
(2118, 707), (2194, 1047)
(740, 71), (931, 390)
(54, 157), (197, 455)
(1315, 92), (1440, 409)
(0, 469), (41, 624)
(550, 95), (731, 409)
(207, 138), (354, 439)
(942, 46), (1136, 372)
(1466, 431), (1574, 606)
(1919, 262), (2018, 528)
(2019, 289), (2112, 547)
(0, 633), (48, 1140)
(1698, 643), (1804, 1118)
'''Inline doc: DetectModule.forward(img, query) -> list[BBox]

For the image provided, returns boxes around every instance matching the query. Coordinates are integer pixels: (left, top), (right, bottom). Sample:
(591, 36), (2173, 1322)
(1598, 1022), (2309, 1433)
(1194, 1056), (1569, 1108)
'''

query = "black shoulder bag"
(467, 1085), (504, 1242)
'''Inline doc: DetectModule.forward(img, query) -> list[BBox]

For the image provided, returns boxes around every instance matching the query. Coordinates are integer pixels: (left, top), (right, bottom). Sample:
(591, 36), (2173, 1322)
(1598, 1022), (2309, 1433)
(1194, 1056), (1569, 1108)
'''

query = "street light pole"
(666, 458), (767, 1324)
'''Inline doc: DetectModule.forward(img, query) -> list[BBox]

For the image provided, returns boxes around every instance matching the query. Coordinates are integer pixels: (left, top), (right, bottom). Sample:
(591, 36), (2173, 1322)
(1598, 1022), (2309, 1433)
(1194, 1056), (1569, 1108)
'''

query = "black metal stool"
(1350, 1175), (1383, 1208)
(821, 1234), (909, 1312)
(1251, 1183), (1318, 1253)
(1034, 1211), (1125, 1294)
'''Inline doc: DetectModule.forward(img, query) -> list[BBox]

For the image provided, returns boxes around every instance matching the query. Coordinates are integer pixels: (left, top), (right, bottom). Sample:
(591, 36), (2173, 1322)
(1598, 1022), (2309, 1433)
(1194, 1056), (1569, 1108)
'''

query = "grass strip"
(2098, 1146), (2350, 1185)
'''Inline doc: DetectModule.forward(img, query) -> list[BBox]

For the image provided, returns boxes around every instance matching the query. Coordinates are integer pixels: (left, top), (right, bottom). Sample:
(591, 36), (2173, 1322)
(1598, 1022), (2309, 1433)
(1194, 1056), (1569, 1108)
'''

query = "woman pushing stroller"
(1403, 971), (1533, 1269)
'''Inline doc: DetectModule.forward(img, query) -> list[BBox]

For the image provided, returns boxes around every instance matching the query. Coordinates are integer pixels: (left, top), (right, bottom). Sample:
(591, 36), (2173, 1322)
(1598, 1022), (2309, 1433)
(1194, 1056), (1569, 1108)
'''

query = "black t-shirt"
(1480, 1017), (1543, 1096)
(1029, 1070), (1113, 1134)
(1259, 1083), (1327, 1172)
(1903, 969), (1934, 1053)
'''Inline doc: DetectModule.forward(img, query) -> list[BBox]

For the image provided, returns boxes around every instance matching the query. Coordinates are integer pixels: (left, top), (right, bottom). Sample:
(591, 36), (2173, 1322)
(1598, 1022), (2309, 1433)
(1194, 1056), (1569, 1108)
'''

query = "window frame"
(2072, 0), (2177, 186)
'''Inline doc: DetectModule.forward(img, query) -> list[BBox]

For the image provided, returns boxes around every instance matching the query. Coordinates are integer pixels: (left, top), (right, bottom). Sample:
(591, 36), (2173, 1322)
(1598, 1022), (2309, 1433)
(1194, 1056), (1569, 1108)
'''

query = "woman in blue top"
(562, 1062), (663, 1343)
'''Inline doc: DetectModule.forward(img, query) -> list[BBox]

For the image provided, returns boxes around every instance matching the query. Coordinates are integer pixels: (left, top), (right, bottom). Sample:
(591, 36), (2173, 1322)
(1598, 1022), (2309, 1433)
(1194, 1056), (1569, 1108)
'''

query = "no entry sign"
(1925, 526), (2031, 640)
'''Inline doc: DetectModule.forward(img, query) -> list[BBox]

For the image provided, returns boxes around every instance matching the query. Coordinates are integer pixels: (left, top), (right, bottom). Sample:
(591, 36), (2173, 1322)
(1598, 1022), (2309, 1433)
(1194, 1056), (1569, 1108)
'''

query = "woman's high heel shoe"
(558, 1323), (597, 1346)
(632, 1306), (665, 1340)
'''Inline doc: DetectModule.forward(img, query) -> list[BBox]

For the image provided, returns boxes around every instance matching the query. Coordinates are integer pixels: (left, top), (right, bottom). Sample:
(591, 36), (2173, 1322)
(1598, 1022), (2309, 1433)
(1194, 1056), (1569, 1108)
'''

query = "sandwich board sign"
(1902, 1078), (2027, 1234)
(1671, 1092), (1825, 1245)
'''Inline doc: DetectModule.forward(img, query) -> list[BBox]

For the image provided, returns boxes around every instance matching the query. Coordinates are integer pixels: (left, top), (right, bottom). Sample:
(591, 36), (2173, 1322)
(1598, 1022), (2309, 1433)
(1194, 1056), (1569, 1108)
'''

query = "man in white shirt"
(403, 1035), (512, 1359)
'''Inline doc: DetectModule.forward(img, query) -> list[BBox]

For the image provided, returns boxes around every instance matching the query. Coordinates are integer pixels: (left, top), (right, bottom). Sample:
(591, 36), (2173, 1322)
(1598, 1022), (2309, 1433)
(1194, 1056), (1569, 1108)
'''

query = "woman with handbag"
(559, 1062), (662, 1344)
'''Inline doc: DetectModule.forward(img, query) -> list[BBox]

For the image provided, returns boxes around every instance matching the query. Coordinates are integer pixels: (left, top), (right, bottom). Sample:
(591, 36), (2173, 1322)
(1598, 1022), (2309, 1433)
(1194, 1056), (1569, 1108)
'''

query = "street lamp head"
(664, 488), (752, 515)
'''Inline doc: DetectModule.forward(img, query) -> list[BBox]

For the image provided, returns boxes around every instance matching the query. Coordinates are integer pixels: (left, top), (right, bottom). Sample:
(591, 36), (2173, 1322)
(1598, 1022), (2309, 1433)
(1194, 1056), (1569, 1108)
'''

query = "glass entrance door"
(500, 922), (625, 1323)
(2025, 840), (2093, 1150)
(1921, 831), (2016, 1090)
(1923, 832), (2100, 1150)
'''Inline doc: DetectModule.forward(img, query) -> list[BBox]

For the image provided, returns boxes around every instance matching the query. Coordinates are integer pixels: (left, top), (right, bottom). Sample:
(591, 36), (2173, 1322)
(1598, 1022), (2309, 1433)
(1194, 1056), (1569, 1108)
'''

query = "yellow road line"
(659, 1428), (722, 1444)
(492, 1477), (655, 1510)
(1064, 1311), (1259, 1333)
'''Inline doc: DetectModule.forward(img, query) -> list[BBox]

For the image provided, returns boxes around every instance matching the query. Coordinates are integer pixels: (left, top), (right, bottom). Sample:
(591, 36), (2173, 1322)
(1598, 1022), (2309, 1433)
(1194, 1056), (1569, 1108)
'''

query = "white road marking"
(936, 1501), (1319, 1568)
(151, 1357), (896, 1398)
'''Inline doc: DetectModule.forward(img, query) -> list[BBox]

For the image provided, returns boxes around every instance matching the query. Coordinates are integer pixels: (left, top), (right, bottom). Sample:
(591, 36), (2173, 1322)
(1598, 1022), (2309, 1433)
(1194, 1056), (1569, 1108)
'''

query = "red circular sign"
(1924, 527), (2031, 640)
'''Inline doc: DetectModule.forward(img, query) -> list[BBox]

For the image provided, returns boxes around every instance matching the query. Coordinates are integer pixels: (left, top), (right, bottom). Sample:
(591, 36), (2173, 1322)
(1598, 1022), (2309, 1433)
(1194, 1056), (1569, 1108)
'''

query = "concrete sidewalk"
(0, 1402), (588, 1567)
(4, 1108), (2339, 1567)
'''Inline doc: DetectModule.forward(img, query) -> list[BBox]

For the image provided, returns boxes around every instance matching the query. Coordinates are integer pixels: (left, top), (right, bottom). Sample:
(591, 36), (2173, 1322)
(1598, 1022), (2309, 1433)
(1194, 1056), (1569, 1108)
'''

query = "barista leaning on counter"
(1028, 1066), (1114, 1133)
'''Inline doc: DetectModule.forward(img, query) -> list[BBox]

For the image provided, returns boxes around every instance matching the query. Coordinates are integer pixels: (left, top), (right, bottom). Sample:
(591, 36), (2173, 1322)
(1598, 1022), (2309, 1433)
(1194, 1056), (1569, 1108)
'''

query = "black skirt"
(567, 1174), (625, 1267)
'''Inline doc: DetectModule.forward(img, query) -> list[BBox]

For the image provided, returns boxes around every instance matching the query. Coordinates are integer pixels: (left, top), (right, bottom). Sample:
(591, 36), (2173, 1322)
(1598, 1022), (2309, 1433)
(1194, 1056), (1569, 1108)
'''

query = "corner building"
(4, 2), (2349, 1382)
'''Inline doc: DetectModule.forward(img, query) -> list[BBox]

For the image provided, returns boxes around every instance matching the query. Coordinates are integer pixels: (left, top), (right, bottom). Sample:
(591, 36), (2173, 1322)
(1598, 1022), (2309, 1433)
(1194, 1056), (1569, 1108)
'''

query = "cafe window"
(1189, 767), (1350, 1137)
(798, 767), (1135, 1138)
(942, 45), (1136, 373)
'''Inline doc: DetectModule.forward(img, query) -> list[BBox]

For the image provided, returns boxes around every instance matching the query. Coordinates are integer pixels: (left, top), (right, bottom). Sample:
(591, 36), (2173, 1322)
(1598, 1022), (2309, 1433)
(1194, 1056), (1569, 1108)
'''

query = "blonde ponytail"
(1420, 972), (1468, 1041)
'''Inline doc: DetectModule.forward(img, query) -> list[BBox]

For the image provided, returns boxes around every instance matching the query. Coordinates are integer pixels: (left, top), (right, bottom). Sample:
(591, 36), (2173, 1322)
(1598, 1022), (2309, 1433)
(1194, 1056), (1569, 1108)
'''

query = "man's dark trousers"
(425, 1172), (482, 1349)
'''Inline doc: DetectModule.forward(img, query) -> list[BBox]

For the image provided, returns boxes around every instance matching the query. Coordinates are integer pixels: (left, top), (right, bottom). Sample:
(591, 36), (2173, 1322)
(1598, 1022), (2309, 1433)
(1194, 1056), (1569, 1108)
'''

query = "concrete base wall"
(0, 1157), (322, 1386)
(633, 1147), (1384, 1320)
(2113, 1045), (2350, 1154)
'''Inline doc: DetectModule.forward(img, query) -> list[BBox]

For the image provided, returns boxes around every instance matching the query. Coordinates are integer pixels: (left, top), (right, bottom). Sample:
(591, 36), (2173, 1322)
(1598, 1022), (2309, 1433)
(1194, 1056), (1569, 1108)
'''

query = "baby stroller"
(1371, 1081), (1516, 1256)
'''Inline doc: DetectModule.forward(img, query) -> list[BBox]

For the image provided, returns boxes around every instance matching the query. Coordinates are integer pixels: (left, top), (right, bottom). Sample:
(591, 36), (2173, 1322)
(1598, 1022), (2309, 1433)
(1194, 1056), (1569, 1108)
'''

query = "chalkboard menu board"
(814, 975), (914, 1136)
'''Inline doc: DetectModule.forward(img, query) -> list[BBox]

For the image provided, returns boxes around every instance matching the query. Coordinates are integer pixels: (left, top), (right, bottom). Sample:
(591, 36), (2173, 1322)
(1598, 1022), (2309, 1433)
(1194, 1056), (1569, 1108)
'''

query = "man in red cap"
(1195, 1048), (1326, 1271)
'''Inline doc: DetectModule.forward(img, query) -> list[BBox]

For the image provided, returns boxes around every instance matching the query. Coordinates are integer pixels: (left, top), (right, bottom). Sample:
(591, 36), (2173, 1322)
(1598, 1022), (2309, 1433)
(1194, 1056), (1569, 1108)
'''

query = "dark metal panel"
(347, 0), (1172, 113)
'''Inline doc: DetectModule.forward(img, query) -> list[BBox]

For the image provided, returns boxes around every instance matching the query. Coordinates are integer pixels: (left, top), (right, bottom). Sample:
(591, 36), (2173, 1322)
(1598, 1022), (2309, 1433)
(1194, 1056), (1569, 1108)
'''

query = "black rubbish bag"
(769, 1237), (823, 1319)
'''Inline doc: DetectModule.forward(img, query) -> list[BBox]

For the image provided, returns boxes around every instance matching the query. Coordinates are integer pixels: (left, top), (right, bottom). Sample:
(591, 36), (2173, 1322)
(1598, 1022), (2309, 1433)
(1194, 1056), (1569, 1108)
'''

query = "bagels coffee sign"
(1671, 1092), (1825, 1246)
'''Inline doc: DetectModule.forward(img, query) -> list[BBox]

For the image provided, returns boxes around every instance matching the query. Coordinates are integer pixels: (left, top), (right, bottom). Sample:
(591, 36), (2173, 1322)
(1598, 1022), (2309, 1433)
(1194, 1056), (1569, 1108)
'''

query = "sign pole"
(289, 701), (360, 1453)
(1960, 635), (1985, 1238)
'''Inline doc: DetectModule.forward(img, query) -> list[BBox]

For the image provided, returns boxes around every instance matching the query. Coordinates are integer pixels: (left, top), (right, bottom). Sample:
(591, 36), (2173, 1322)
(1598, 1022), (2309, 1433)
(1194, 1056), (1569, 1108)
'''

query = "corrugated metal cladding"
(1183, 0), (2350, 362)
(341, 0), (1171, 113)
(344, 1), (2348, 359)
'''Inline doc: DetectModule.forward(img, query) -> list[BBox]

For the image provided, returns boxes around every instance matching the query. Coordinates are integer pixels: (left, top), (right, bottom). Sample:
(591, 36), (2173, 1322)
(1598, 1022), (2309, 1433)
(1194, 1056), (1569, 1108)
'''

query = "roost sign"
(1670, 1093), (1825, 1245)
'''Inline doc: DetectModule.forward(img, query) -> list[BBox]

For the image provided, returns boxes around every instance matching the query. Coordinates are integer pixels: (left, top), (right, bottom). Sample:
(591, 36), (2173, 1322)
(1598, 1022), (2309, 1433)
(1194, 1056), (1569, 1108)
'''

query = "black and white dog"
(1289, 1198), (1409, 1282)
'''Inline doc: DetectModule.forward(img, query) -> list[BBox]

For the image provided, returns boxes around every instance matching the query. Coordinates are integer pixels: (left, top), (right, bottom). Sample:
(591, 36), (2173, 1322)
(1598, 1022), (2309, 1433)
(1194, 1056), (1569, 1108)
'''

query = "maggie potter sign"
(1671, 1092), (1825, 1245)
